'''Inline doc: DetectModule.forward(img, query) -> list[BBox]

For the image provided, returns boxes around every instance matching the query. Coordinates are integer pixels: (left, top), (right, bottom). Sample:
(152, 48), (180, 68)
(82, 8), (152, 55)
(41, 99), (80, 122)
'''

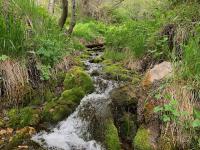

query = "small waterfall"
(32, 51), (118, 150)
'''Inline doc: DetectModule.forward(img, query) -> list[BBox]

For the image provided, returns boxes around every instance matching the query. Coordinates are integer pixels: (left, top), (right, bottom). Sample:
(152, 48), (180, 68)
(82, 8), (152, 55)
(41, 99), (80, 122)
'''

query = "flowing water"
(32, 51), (119, 150)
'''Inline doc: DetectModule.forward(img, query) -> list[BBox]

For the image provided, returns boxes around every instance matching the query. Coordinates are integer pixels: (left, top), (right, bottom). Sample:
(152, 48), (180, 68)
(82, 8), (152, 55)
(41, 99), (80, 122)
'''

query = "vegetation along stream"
(1, 0), (200, 150)
(32, 49), (120, 150)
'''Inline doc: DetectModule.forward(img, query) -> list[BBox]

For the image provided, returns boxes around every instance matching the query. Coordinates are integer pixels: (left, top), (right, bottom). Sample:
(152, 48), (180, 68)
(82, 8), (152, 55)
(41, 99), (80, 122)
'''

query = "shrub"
(8, 107), (40, 128)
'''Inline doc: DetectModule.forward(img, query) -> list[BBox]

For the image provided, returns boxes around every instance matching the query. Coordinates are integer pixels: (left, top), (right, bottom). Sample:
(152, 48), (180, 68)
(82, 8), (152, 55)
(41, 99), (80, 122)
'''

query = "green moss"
(42, 100), (71, 123)
(64, 67), (94, 93)
(103, 63), (131, 81)
(133, 127), (152, 150)
(104, 119), (121, 150)
(42, 88), (84, 123)
(61, 88), (85, 103)
(8, 107), (40, 128)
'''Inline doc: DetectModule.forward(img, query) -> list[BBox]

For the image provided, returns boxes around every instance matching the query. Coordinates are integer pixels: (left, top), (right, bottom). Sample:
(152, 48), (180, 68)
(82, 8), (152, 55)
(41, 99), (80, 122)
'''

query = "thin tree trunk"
(48, 0), (55, 14)
(59, 0), (68, 29)
(68, 0), (76, 35)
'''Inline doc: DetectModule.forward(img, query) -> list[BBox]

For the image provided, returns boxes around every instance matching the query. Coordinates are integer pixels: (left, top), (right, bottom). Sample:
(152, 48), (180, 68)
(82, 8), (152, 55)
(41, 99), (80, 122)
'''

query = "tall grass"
(0, 0), (69, 65)
(180, 26), (200, 86)
(105, 20), (158, 58)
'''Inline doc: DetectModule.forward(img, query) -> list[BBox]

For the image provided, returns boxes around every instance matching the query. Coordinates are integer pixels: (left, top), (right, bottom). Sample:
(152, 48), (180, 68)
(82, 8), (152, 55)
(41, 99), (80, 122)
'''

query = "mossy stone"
(42, 88), (84, 123)
(61, 88), (85, 103)
(42, 100), (71, 123)
(104, 119), (121, 150)
(103, 64), (131, 81)
(133, 127), (152, 150)
(64, 67), (94, 93)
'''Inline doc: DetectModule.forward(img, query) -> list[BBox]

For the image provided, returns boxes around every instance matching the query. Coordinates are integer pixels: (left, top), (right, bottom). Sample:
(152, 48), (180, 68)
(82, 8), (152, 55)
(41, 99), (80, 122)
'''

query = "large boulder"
(142, 61), (172, 87)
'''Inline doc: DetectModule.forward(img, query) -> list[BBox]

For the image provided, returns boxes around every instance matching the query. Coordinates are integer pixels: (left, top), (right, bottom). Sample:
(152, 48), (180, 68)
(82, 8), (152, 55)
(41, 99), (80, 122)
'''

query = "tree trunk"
(59, 0), (68, 29)
(68, 0), (76, 35)
(48, 0), (55, 14)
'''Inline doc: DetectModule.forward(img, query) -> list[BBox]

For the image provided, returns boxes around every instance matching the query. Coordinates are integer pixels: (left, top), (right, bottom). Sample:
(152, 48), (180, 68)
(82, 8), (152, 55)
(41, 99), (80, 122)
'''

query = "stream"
(32, 50), (119, 150)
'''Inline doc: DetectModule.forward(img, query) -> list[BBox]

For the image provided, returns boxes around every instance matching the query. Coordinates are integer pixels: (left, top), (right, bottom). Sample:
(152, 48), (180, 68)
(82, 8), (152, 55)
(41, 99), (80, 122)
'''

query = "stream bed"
(32, 51), (119, 150)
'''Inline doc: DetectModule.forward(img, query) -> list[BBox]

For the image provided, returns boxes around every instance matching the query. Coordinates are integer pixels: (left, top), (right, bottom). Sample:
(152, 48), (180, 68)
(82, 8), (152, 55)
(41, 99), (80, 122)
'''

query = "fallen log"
(85, 43), (104, 49)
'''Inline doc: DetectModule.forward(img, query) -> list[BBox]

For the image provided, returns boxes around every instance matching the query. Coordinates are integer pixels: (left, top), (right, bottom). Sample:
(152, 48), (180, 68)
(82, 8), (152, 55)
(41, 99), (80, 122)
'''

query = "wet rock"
(110, 84), (138, 148)
(111, 85), (137, 107)
(142, 61), (172, 87)
(91, 70), (100, 76)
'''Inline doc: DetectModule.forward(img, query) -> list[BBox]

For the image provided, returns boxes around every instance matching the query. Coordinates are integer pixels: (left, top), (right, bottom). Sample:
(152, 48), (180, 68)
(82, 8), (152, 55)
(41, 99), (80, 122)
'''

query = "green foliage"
(0, 55), (9, 61)
(154, 94), (181, 123)
(73, 21), (107, 42)
(133, 127), (152, 150)
(103, 49), (126, 62)
(192, 109), (200, 128)
(104, 119), (121, 150)
(8, 107), (40, 128)
(0, 0), (69, 65)
(64, 67), (94, 94)
(37, 65), (51, 81)
(179, 27), (200, 85)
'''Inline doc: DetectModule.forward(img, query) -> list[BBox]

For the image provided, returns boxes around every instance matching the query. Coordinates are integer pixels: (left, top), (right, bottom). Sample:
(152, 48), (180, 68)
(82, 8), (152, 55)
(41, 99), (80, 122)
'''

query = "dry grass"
(0, 60), (29, 107)
(160, 82), (196, 148)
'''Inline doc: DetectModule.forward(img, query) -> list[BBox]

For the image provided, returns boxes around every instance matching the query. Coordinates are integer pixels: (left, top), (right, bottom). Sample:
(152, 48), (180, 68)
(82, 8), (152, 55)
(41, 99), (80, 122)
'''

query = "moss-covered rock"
(42, 100), (71, 123)
(8, 107), (40, 128)
(103, 63), (131, 81)
(60, 88), (85, 103)
(104, 119), (121, 150)
(64, 67), (94, 93)
(42, 88), (85, 123)
(133, 127), (152, 150)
